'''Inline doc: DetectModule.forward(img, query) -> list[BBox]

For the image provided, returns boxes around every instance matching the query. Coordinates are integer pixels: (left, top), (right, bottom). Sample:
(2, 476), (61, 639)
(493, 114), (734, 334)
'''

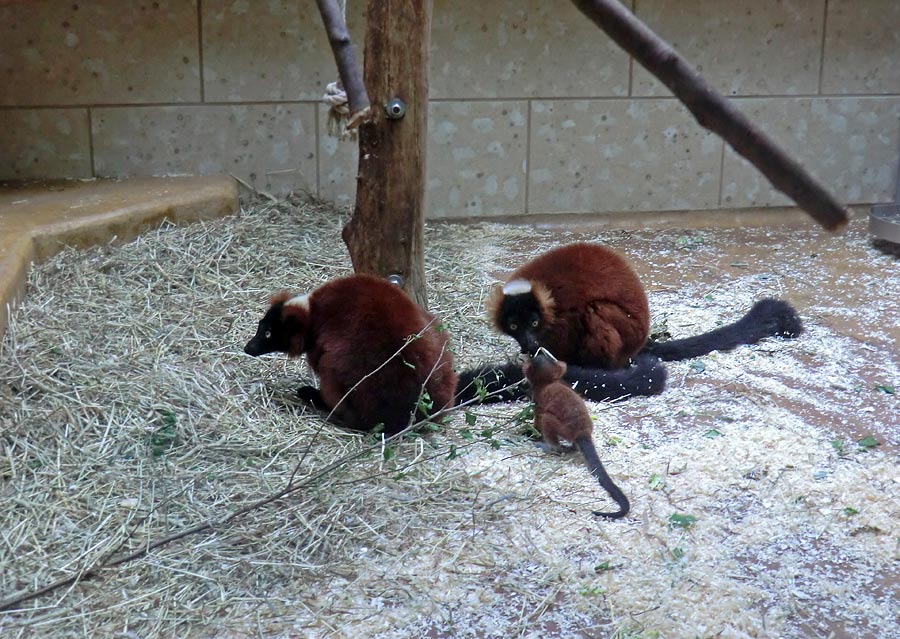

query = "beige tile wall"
(722, 97), (900, 207)
(1, 0), (899, 219)
(92, 104), (318, 195)
(0, 108), (92, 180)
(529, 99), (722, 214)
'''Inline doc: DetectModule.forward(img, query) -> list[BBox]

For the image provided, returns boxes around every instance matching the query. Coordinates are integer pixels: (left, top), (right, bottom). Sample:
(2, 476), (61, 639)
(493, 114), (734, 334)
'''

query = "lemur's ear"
(530, 281), (556, 323)
(268, 290), (292, 306)
(485, 282), (506, 328)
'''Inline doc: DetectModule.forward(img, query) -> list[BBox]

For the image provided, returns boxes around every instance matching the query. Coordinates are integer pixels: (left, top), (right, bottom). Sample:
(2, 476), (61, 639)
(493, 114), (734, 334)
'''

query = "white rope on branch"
(322, 0), (356, 140)
(323, 81), (354, 140)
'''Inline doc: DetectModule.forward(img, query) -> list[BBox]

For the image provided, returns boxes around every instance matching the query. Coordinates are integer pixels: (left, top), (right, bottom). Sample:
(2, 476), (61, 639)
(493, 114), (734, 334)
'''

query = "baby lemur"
(523, 350), (630, 519)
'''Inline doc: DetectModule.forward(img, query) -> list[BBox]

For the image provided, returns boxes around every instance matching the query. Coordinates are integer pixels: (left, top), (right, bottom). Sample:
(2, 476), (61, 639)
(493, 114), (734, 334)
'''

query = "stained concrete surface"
(0, 175), (239, 338)
(472, 210), (900, 452)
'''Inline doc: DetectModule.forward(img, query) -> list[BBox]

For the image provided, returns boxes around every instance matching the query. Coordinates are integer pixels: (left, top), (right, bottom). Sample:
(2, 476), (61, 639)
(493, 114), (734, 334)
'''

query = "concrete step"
(0, 175), (239, 339)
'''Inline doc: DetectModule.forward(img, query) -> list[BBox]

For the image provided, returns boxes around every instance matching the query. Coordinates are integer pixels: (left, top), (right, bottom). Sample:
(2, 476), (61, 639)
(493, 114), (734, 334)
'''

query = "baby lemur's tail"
(576, 435), (630, 519)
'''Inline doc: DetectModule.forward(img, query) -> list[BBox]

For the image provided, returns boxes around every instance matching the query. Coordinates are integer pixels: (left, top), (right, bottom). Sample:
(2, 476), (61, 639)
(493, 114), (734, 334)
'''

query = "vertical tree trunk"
(342, 0), (433, 307)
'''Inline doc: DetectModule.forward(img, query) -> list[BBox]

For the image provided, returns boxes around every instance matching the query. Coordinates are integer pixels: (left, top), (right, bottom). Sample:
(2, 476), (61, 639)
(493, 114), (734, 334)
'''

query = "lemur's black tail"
(641, 298), (803, 362)
(456, 353), (667, 405)
(576, 435), (630, 519)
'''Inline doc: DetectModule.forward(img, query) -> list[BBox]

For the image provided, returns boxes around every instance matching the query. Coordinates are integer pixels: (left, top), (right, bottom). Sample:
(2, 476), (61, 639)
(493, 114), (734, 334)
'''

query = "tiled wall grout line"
(628, 0), (637, 98)
(314, 104), (321, 198)
(87, 107), (96, 178)
(524, 99), (533, 215)
(817, 0), (829, 96)
(6, 94), (900, 112)
(717, 133), (726, 208)
(197, 0), (206, 103)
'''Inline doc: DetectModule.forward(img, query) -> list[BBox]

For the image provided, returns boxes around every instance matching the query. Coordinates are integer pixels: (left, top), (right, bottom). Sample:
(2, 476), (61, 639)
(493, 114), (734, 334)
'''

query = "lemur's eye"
(531, 319), (540, 328)
(509, 322), (518, 331)
(265, 330), (272, 339)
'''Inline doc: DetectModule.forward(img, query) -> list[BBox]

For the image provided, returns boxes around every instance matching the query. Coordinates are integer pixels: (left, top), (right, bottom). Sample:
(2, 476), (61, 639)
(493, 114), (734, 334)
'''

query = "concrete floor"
(480, 212), (899, 450)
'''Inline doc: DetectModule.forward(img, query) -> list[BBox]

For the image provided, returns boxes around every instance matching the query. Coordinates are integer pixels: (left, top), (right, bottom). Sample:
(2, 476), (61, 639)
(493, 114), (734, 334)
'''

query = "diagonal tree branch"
(570, 0), (850, 232)
(314, 0), (371, 128)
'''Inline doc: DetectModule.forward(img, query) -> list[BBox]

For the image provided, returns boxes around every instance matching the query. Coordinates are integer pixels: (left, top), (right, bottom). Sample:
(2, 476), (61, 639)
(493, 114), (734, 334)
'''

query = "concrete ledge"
(0, 175), (239, 339)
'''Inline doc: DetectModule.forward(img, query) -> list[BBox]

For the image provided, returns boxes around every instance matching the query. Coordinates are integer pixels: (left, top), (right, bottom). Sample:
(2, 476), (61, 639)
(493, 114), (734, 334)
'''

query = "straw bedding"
(1, 198), (898, 638)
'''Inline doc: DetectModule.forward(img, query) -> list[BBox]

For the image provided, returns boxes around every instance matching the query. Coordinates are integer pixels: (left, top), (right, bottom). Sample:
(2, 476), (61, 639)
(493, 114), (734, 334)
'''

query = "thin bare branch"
(314, 0), (370, 123)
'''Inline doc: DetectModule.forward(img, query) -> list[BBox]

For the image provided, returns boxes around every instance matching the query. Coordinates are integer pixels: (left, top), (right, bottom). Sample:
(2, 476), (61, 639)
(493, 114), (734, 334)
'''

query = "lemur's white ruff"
(285, 294), (310, 310)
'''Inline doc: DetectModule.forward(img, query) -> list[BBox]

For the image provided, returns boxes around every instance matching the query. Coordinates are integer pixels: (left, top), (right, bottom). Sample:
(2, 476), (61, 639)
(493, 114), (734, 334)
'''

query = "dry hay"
(1, 198), (898, 639)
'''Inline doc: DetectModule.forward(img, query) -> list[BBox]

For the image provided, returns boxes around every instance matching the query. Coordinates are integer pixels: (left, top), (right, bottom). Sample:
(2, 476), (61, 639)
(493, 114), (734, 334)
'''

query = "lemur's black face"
(244, 304), (289, 356)
(499, 292), (544, 355)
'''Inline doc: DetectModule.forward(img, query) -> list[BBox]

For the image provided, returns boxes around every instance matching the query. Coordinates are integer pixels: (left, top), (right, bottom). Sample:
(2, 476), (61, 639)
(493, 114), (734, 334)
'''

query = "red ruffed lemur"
(456, 242), (802, 404)
(244, 274), (458, 435)
(524, 350), (630, 519)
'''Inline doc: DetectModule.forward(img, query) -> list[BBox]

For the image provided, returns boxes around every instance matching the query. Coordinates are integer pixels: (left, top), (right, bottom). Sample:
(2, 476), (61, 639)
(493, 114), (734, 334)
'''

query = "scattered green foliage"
(446, 444), (459, 460)
(830, 439), (845, 455)
(668, 513), (697, 529)
(671, 547), (685, 560)
(648, 473), (664, 490)
(843, 506), (860, 516)
(474, 376), (489, 402)
(689, 360), (706, 373)
(607, 435), (623, 446)
(464, 411), (477, 427)
(147, 410), (178, 458)
(579, 585), (605, 597)
(675, 235), (704, 250)
(514, 403), (535, 425)
(382, 446), (396, 462)
(416, 390), (433, 413)
(703, 429), (723, 439)
(875, 384), (895, 395)
(857, 435), (880, 450)
(459, 428), (475, 442)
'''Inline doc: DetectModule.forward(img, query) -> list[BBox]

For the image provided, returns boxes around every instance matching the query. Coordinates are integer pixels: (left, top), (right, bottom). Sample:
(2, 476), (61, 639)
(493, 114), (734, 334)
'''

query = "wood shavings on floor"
(1, 199), (898, 638)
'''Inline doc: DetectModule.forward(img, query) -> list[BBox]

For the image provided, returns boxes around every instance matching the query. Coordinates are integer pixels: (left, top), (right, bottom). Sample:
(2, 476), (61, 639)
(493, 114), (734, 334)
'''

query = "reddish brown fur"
(269, 291), (292, 305)
(274, 275), (456, 433)
(523, 357), (593, 446)
(524, 353), (631, 518)
(503, 243), (650, 368)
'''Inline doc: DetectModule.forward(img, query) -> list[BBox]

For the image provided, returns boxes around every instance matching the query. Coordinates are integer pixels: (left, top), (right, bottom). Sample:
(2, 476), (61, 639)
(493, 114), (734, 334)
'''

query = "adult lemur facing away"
(524, 350), (630, 519)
